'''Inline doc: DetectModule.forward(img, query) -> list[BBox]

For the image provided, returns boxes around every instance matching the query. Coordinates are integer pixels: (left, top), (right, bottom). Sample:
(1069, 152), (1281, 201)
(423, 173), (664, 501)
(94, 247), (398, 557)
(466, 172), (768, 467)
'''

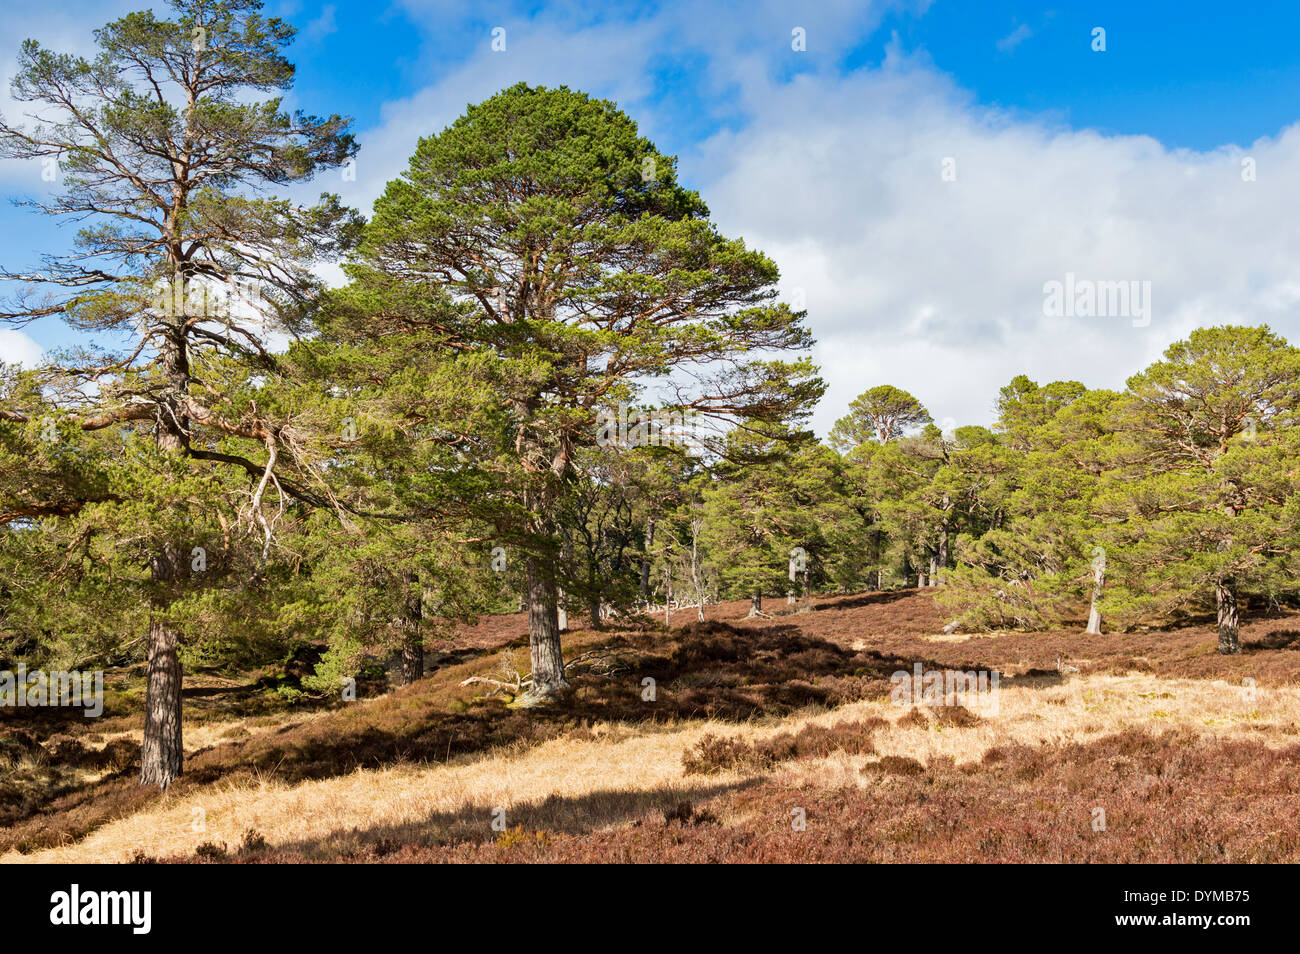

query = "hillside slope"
(4, 589), (1300, 863)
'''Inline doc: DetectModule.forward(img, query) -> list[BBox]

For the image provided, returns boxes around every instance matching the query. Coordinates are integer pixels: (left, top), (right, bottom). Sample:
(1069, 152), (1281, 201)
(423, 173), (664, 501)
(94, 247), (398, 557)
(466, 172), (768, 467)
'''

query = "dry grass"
(9, 666), (1299, 864)
(8, 718), (750, 862)
(5, 589), (1300, 863)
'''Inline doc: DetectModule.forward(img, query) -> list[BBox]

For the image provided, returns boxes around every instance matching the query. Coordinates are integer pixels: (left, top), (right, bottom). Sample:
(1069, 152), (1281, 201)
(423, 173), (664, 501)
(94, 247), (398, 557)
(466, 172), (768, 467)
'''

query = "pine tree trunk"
(400, 641), (423, 684)
(1085, 563), (1105, 635)
(399, 570), (423, 685)
(588, 595), (603, 630)
(524, 556), (568, 699)
(690, 522), (705, 621)
(556, 533), (570, 632)
(1216, 497), (1243, 655)
(871, 527), (883, 589)
(1216, 579), (1241, 654)
(638, 517), (655, 603)
(748, 592), (762, 617)
(141, 327), (188, 788)
(663, 565), (673, 627)
(937, 516), (950, 586)
(928, 554), (938, 587)
(140, 611), (183, 787)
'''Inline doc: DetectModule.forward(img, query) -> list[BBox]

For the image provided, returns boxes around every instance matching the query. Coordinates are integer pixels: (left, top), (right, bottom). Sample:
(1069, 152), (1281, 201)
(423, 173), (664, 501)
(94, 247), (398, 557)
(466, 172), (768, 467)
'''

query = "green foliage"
(829, 385), (931, 451)
(1, 6), (1295, 719)
(701, 426), (857, 604)
(1100, 326), (1300, 629)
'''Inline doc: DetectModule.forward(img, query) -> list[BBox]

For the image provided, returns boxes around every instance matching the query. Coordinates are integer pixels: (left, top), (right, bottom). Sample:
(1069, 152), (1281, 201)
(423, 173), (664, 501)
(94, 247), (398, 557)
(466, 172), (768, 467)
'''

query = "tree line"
(2, 0), (1298, 788)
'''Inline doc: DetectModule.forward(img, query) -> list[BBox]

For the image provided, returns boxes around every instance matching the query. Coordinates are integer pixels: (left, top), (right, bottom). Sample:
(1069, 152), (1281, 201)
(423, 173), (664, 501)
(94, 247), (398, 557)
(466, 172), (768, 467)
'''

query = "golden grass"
(180, 713), (319, 753)
(7, 669), (1298, 864)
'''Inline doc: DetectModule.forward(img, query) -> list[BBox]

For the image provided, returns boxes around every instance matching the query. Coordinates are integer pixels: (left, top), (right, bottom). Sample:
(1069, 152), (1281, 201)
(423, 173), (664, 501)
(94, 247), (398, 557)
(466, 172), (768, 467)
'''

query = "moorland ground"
(3, 588), (1300, 863)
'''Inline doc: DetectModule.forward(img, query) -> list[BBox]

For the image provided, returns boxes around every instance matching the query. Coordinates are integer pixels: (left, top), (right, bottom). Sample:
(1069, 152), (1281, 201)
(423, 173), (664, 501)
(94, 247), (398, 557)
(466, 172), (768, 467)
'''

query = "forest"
(1, 0), (1298, 832)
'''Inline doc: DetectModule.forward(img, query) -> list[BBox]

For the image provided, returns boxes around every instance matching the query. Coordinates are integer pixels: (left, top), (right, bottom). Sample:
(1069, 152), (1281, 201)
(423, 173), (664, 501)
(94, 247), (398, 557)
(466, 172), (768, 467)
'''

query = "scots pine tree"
(829, 385), (931, 451)
(339, 83), (821, 700)
(0, 0), (357, 785)
(1108, 326), (1300, 653)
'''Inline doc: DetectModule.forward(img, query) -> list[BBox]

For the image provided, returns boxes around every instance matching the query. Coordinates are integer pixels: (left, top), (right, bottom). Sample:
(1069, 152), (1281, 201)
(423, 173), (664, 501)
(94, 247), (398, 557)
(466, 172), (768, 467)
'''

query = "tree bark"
(141, 326), (188, 788)
(748, 592), (762, 617)
(638, 517), (655, 603)
(523, 556), (568, 699)
(1216, 579), (1241, 654)
(936, 512), (950, 586)
(689, 519), (706, 621)
(1217, 495), (1243, 655)
(928, 553), (938, 588)
(664, 565), (673, 627)
(1085, 562), (1105, 635)
(557, 533), (571, 632)
(399, 570), (423, 685)
(140, 611), (183, 787)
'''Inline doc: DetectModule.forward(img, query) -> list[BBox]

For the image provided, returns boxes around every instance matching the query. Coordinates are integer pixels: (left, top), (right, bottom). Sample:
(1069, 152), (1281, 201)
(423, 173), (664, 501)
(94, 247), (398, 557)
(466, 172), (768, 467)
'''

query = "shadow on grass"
(998, 670), (1067, 688)
(811, 589), (918, 612)
(2, 619), (930, 854)
(1246, 628), (1300, 652)
(216, 779), (759, 862)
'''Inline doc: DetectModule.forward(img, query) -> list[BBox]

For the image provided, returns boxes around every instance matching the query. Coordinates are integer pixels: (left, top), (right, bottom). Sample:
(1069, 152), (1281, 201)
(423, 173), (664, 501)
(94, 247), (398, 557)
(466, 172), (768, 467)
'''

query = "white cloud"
(0, 3), (139, 191)
(996, 23), (1032, 53)
(303, 4), (338, 44)
(688, 50), (1300, 434)
(328, 16), (678, 216)
(340, 1), (916, 214)
(341, 16), (1300, 435)
(14, 1), (1290, 443)
(0, 328), (42, 367)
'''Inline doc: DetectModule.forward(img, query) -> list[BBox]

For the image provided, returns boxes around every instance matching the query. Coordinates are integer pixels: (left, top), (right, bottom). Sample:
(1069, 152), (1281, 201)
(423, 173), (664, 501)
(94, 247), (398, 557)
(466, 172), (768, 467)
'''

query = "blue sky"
(4, 0), (1300, 432)
(277, 0), (1300, 150)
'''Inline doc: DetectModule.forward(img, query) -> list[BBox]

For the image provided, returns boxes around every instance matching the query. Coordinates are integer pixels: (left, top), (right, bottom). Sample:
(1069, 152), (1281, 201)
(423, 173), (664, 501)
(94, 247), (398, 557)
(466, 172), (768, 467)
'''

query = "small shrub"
(864, 755), (926, 777)
(239, 829), (267, 853)
(663, 801), (718, 826)
(683, 719), (887, 775)
(497, 825), (551, 849)
(682, 734), (759, 775)
(931, 705), (981, 727)
(897, 708), (931, 729)
(194, 841), (228, 861)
